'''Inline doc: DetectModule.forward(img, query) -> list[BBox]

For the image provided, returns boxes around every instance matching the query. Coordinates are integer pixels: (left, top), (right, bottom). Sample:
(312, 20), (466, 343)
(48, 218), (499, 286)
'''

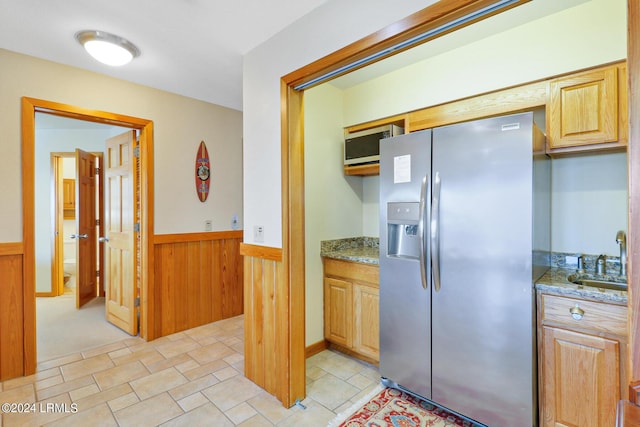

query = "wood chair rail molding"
(154, 230), (243, 244)
(0, 242), (23, 256)
(239, 243), (283, 262)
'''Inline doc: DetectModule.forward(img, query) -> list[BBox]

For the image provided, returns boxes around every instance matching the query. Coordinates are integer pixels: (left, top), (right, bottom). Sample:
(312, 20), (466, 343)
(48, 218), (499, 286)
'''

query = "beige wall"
(0, 48), (243, 243)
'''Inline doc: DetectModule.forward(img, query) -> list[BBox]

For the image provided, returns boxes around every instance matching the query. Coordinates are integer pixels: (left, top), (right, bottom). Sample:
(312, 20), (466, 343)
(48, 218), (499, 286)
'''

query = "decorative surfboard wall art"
(195, 140), (211, 202)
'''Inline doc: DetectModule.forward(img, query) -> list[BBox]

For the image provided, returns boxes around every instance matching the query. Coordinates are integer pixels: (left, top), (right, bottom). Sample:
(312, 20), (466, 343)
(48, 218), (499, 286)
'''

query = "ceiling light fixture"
(75, 30), (140, 66)
(293, 0), (526, 90)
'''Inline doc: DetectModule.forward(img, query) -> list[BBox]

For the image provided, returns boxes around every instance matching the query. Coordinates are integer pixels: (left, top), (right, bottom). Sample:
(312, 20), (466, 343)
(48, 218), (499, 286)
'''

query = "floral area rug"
(329, 386), (477, 427)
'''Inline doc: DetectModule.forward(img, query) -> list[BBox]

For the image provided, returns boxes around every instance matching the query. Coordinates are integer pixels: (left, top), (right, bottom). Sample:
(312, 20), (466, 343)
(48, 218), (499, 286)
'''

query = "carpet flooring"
(36, 293), (134, 362)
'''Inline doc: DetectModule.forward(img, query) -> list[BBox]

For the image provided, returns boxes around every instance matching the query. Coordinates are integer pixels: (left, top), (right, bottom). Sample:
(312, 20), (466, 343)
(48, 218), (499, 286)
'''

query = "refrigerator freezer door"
(379, 129), (432, 399)
(431, 113), (536, 427)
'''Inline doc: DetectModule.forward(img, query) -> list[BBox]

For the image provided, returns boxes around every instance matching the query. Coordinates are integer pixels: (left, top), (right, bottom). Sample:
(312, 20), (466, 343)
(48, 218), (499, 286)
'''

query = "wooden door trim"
(628, 0), (640, 396)
(21, 97), (155, 375)
(279, 0), (525, 407)
(279, 0), (637, 406)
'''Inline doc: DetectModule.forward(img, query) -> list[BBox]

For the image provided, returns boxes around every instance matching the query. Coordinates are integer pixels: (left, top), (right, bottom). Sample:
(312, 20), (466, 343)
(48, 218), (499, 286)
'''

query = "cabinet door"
(63, 178), (76, 220)
(324, 277), (352, 347)
(548, 66), (618, 149)
(353, 283), (379, 360)
(541, 326), (620, 427)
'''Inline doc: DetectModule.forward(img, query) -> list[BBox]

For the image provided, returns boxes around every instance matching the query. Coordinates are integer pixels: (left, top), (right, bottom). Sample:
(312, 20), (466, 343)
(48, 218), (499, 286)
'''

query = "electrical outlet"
(204, 220), (213, 231)
(231, 213), (239, 230)
(254, 225), (264, 243)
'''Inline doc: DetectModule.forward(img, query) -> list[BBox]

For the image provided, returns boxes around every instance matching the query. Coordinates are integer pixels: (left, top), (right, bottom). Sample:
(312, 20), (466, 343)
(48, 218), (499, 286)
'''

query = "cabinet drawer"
(540, 294), (627, 337)
(323, 258), (379, 285)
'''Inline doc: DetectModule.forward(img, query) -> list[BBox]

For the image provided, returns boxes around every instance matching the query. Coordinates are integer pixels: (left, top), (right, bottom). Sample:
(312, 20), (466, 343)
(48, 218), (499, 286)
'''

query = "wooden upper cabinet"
(547, 64), (627, 153)
(63, 178), (76, 220)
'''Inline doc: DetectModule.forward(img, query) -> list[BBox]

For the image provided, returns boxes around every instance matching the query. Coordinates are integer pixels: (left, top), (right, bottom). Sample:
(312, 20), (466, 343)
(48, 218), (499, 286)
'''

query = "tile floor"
(0, 315), (380, 426)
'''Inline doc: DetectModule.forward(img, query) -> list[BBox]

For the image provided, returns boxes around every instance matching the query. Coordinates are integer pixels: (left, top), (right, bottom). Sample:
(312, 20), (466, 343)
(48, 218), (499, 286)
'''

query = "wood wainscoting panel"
(0, 249), (24, 379)
(153, 231), (243, 337)
(243, 253), (287, 403)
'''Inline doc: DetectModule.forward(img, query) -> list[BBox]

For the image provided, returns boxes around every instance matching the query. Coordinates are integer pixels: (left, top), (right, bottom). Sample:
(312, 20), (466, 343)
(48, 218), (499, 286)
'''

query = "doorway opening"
(21, 97), (155, 375)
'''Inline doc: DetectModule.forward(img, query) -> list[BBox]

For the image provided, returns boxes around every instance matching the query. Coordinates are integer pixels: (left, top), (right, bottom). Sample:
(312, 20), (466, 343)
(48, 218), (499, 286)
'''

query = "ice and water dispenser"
(386, 202), (421, 260)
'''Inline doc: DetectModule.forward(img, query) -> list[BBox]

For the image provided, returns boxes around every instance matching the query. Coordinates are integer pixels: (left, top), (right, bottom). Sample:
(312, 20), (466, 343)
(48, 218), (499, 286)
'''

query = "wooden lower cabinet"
(538, 293), (627, 427)
(323, 257), (379, 362)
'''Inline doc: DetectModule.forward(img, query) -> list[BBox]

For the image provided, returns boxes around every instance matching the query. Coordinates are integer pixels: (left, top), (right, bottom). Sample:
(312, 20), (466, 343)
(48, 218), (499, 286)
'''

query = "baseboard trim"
(305, 340), (328, 358)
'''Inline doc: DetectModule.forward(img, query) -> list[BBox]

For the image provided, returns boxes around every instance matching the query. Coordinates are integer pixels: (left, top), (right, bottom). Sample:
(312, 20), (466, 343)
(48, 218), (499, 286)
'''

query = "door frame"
(49, 152), (105, 299)
(278, 0), (639, 403)
(21, 97), (155, 375)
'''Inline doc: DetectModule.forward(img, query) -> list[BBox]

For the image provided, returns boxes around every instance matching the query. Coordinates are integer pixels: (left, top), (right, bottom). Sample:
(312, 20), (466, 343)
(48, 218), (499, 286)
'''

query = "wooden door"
(104, 131), (138, 335)
(75, 149), (98, 308)
(541, 326), (620, 427)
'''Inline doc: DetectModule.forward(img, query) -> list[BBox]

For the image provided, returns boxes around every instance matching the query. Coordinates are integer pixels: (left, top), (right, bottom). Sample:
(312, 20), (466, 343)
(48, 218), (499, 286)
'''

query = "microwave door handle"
(418, 175), (429, 290)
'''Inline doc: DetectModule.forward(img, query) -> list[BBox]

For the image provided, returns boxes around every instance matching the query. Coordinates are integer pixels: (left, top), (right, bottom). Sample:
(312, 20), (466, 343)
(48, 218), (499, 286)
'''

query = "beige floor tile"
(145, 353), (193, 374)
(82, 342), (128, 359)
(159, 402), (232, 427)
(181, 359), (229, 381)
(306, 374), (360, 411)
(306, 365), (327, 381)
(37, 353), (83, 372)
(4, 393), (75, 427)
(111, 347), (165, 367)
(153, 337), (200, 360)
(36, 375), (95, 401)
(238, 413), (274, 427)
(34, 374), (64, 391)
(69, 383), (100, 401)
(73, 383), (133, 412)
(225, 401), (257, 424)
(2, 368), (60, 391)
(93, 361), (149, 391)
(107, 348), (132, 360)
(275, 399), (336, 427)
(247, 391), (294, 424)
(347, 372), (376, 390)
(106, 392), (139, 413)
(213, 366), (239, 381)
(129, 367), (188, 401)
(45, 402), (118, 427)
(60, 354), (114, 382)
(114, 392), (183, 427)
(176, 392), (209, 412)
(202, 376), (264, 411)
(168, 374), (218, 401)
(187, 341), (236, 365)
(0, 383), (37, 407)
(174, 359), (199, 374)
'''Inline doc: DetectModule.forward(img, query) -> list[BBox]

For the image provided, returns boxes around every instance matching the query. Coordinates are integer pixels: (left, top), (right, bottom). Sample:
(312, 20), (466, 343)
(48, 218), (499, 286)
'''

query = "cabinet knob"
(569, 304), (585, 320)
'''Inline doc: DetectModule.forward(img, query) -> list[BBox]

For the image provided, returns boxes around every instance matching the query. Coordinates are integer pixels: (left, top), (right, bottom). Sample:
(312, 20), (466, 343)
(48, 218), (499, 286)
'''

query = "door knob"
(70, 234), (88, 239)
(98, 236), (109, 243)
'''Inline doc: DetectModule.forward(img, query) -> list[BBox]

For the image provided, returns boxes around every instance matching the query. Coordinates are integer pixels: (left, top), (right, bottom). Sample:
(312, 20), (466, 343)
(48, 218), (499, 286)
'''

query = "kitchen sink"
(567, 274), (627, 292)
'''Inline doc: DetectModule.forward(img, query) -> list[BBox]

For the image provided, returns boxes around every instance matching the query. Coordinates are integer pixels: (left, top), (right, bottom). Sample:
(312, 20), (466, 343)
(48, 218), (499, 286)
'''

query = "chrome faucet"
(596, 254), (606, 275)
(616, 230), (627, 277)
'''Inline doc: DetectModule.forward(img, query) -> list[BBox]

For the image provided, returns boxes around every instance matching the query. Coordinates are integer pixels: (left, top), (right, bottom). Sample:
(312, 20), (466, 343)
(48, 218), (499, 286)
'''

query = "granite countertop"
(535, 267), (627, 305)
(320, 237), (379, 265)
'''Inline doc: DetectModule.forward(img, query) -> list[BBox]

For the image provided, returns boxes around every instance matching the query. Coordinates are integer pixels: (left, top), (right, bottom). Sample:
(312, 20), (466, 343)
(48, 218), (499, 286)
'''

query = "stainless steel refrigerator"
(379, 112), (550, 427)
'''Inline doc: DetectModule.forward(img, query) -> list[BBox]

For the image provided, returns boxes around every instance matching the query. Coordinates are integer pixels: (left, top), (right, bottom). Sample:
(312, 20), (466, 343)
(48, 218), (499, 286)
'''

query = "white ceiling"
(2, 0), (588, 116)
(0, 0), (329, 111)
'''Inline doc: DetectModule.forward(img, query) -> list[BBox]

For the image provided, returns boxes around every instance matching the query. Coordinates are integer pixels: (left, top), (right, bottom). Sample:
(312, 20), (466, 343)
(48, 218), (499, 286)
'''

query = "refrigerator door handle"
(431, 171), (442, 292)
(418, 174), (429, 290)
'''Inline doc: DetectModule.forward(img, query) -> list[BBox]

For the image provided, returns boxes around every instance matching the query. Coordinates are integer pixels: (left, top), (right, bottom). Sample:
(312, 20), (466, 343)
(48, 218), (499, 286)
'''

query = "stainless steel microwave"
(344, 124), (404, 165)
